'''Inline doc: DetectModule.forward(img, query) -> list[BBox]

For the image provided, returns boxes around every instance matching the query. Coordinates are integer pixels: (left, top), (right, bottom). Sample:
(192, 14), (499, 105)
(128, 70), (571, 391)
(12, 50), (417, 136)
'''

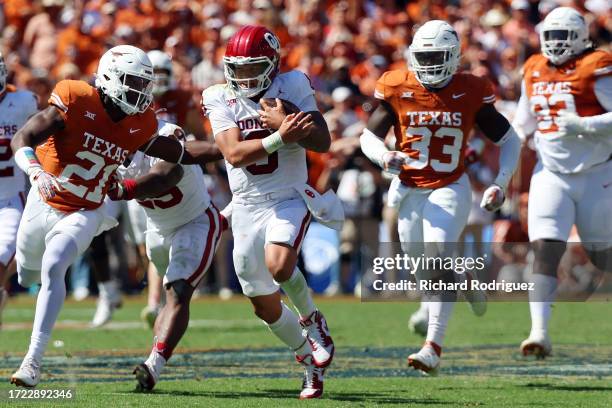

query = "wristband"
(261, 131), (284, 154)
(14, 147), (41, 174)
(122, 179), (138, 200)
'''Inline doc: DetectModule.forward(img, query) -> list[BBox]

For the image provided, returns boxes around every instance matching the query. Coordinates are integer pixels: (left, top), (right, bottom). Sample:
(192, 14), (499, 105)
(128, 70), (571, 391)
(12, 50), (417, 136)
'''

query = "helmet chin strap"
(418, 75), (453, 91)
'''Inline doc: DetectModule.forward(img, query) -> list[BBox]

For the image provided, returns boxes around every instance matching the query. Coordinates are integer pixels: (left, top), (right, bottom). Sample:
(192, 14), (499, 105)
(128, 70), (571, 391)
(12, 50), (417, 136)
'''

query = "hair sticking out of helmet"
(540, 7), (590, 65)
(95, 45), (155, 116)
(0, 53), (7, 94)
(408, 20), (461, 87)
(223, 25), (280, 98)
(147, 50), (173, 96)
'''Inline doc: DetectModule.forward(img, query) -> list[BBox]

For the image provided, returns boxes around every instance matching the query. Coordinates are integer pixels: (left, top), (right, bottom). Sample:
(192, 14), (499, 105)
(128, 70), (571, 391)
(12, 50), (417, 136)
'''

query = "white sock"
(25, 332), (49, 363)
(279, 268), (316, 319)
(425, 301), (455, 347)
(98, 280), (118, 300)
(417, 300), (429, 316)
(529, 274), (557, 337)
(27, 234), (78, 362)
(265, 302), (310, 355)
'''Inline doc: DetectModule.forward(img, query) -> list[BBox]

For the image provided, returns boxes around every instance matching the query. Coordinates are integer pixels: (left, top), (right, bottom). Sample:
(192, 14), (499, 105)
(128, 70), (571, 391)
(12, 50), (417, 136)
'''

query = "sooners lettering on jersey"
(152, 89), (194, 128)
(0, 85), (38, 200)
(40, 80), (157, 212)
(202, 70), (316, 199)
(523, 50), (611, 135)
(375, 70), (495, 188)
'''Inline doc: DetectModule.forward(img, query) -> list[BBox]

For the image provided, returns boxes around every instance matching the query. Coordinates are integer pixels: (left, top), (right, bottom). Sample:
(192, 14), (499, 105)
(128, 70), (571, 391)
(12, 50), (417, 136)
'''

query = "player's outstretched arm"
(475, 104), (521, 211)
(12, 106), (66, 201)
(109, 161), (184, 201)
(216, 112), (313, 168)
(359, 100), (405, 174)
(139, 136), (223, 165)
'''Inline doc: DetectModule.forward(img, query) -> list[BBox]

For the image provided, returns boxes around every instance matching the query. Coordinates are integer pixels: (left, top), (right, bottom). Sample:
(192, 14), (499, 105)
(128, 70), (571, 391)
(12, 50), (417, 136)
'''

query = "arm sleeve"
(201, 86), (238, 138)
(475, 103), (511, 144)
(493, 126), (521, 190)
(511, 80), (537, 140)
(360, 128), (389, 168)
(288, 71), (318, 112)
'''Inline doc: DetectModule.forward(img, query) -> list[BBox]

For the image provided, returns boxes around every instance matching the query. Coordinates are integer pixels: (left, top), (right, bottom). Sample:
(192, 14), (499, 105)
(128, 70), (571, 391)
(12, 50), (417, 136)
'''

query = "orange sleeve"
(592, 51), (612, 78)
(374, 71), (391, 101)
(48, 80), (72, 120)
(479, 76), (496, 106)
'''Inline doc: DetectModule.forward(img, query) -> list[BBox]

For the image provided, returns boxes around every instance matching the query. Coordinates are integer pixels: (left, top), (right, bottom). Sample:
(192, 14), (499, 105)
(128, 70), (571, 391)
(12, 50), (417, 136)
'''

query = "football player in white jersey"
(109, 120), (225, 391)
(0, 53), (39, 326)
(512, 7), (612, 358)
(202, 25), (335, 399)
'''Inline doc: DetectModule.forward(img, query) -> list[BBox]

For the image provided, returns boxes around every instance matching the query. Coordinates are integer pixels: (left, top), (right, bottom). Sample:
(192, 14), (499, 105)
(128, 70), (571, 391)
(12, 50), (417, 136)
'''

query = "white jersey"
(0, 88), (38, 199)
(118, 121), (211, 232)
(513, 51), (612, 173)
(202, 70), (318, 200)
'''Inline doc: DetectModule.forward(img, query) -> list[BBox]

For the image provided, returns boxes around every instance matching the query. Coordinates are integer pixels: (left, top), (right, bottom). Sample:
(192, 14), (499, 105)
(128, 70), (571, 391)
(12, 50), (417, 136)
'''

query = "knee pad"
(18, 267), (41, 288)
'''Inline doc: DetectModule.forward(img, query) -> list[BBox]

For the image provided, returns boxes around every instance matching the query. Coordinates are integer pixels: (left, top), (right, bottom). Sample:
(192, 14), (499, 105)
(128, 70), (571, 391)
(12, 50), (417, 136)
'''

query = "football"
(260, 97), (301, 115)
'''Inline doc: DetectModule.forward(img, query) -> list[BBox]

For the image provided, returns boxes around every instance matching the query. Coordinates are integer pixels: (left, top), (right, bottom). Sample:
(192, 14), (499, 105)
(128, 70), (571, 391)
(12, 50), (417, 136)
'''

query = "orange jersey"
(375, 70), (496, 188)
(38, 80), (157, 212)
(522, 50), (611, 136)
(152, 89), (194, 128)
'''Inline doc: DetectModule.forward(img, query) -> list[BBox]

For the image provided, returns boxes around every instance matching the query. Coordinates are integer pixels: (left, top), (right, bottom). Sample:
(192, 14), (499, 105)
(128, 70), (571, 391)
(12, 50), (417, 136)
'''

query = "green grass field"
(0, 295), (610, 407)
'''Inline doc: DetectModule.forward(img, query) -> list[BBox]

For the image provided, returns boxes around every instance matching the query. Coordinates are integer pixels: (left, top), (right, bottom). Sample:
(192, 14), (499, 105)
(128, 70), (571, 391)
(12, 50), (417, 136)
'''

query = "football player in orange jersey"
(511, 7), (612, 359)
(360, 20), (521, 375)
(9, 45), (221, 388)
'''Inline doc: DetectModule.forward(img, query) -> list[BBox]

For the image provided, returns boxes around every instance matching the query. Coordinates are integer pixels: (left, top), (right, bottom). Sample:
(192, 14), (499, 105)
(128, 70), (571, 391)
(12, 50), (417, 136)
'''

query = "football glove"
(382, 151), (408, 175)
(28, 166), (61, 201)
(480, 184), (505, 212)
(556, 111), (590, 137)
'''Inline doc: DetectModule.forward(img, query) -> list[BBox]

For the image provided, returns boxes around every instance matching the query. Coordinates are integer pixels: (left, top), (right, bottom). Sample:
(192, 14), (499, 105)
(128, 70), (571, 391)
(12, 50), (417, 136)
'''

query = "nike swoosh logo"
(452, 93), (466, 99)
(130, 128), (140, 134)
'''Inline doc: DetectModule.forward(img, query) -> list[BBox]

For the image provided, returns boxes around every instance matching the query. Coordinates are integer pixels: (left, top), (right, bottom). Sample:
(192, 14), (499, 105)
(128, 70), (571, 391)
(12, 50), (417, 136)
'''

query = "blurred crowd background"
(1, 0), (610, 299)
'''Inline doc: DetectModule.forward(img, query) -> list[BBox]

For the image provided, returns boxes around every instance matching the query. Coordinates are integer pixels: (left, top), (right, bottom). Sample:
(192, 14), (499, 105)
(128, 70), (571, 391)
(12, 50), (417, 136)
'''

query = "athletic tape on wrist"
(261, 131), (284, 154)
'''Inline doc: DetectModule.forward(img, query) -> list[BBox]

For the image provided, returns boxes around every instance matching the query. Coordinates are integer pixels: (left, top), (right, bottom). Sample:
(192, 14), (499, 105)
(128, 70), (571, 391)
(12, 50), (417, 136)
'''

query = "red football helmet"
(223, 25), (281, 98)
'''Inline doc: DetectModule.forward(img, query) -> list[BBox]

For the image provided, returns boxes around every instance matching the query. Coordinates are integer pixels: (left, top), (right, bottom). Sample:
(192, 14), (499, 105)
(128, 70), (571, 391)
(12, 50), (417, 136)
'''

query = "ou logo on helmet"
(264, 32), (280, 52)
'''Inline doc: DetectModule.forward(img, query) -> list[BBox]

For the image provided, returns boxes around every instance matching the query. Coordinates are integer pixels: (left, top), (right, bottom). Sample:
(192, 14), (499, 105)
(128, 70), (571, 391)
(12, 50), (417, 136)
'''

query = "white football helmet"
(409, 20), (460, 87)
(0, 53), (7, 94)
(540, 7), (590, 65)
(95, 45), (154, 116)
(147, 50), (173, 96)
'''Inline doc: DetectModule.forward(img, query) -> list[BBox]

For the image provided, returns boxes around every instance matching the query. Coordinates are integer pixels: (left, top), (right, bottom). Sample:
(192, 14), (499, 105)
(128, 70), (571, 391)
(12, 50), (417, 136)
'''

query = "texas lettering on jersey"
(39, 80), (157, 212)
(521, 49), (612, 173)
(523, 50), (611, 136)
(375, 70), (495, 188)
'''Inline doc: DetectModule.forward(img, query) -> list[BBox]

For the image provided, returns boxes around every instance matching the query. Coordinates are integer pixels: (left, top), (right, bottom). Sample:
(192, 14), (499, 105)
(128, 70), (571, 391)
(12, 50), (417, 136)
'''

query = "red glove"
(107, 178), (137, 201)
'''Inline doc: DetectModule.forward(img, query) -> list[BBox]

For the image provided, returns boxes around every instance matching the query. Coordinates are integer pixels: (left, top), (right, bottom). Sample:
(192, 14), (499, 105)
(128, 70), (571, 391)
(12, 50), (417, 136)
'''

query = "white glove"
(480, 184), (505, 212)
(556, 111), (590, 137)
(381, 151), (408, 175)
(28, 166), (62, 201)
